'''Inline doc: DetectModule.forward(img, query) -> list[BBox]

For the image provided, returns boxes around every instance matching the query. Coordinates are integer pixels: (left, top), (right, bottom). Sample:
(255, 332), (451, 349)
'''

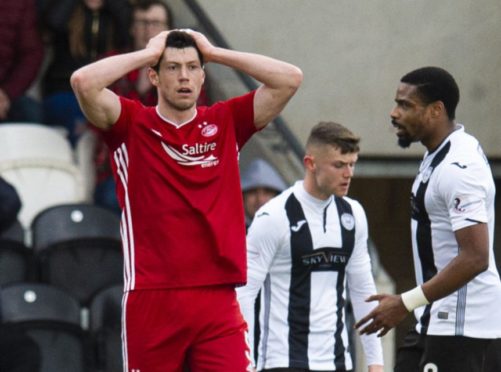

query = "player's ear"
(429, 101), (445, 119)
(304, 154), (316, 172)
(148, 67), (160, 87)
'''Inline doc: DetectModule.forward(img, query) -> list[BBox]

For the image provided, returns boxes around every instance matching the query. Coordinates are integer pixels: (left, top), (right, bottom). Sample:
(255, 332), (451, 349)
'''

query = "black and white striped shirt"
(237, 181), (383, 370)
(411, 125), (501, 338)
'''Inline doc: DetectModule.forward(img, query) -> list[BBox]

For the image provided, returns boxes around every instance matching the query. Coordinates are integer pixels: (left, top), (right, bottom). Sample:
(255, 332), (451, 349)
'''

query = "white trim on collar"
(155, 106), (198, 128)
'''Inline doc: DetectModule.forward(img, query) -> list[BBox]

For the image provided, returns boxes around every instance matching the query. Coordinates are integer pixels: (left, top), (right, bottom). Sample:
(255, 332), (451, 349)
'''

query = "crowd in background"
(0, 0), (211, 214)
(3, 1), (501, 372)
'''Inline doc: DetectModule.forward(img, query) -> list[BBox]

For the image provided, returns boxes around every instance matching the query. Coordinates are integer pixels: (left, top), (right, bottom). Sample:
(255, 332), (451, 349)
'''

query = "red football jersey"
(100, 91), (257, 290)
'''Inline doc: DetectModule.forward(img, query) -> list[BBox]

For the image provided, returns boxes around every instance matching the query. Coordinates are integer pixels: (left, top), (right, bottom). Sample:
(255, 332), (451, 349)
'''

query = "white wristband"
(401, 286), (429, 312)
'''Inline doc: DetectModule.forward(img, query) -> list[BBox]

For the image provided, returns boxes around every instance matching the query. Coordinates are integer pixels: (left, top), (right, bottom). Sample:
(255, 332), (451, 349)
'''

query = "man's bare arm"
(356, 223), (489, 337)
(187, 30), (303, 129)
(70, 31), (169, 129)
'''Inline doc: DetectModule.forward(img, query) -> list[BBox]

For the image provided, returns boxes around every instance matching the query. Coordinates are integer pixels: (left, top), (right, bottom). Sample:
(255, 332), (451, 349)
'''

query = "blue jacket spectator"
(241, 158), (287, 228)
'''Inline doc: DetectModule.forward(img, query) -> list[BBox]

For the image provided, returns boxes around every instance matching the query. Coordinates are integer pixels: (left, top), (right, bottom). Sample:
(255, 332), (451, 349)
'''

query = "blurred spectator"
(110, 0), (173, 105)
(39, 0), (131, 145)
(240, 158), (287, 361)
(108, 0), (209, 105)
(0, 176), (22, 233)
(93, 0), (214, 214)
(0, 0), (44, 123)
(0, 178), (39, 371)
(93, 0), (172, 214)
(240, 158), (287, 228)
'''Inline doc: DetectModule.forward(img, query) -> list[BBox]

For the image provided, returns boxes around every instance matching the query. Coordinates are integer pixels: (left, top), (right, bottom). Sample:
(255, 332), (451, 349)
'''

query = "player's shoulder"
(441, 133), (489, 176)
(206, 92), (255, 111)
(330, 196), (367, 225)
(120, 96), (146, 110)
(339, 195), (365, 213)
(447, 127), (484, 157)
(119, 96), (155, 123)
(335, 196), (367, 226)
(248, 188), (293, 239)
(254, 186), (293, 221)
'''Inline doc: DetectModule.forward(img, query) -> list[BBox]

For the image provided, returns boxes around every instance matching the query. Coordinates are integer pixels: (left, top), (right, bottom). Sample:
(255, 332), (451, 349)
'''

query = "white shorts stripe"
(121, 291), (129, 372)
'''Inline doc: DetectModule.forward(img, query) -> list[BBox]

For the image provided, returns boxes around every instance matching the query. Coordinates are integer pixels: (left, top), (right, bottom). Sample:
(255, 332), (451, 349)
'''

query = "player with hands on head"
(71, 28), (302, 371)
(355, 66), (501, 372)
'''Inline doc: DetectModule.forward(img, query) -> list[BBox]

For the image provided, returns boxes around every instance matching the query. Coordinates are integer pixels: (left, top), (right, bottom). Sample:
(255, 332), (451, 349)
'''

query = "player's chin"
(397, 136), (413, 149)
(172, 99), (196, 111)
(334, 186), (349, 197)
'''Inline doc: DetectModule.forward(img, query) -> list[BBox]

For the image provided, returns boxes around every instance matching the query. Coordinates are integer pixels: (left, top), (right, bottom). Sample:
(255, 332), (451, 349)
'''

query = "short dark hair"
(306, 121), (360, 154)
(133, 0), (173, 28)
(153, 30), (204, 71)
(401, 66), (460, 120)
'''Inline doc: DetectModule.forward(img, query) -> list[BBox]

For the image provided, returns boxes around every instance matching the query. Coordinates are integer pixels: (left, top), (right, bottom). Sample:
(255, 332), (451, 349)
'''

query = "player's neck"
(423, 121), (457, 153)
(303, 176), (331, 201)
(157, 104), (197, 126)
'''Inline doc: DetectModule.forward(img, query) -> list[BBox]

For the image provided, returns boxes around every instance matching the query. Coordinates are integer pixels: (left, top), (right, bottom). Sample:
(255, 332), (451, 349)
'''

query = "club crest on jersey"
(340, 213), (355, 231)
(199, 121), (218, 137)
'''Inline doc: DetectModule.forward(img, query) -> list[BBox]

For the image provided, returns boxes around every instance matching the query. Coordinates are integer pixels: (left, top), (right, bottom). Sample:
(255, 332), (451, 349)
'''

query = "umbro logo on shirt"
(291, 220), (307, 232)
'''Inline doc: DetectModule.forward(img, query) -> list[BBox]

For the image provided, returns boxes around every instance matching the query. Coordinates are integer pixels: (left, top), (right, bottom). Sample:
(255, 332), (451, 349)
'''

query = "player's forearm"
(422, 224), (488, 303)
(422, 254), (486, 303)
(235, 284), (259, 365)
(348, 271), (384, 365)
(71, 49), (159, 97)
(208, 47), (303, 94)
(236, 277), (261, 321)
(347, 269), (379, 322)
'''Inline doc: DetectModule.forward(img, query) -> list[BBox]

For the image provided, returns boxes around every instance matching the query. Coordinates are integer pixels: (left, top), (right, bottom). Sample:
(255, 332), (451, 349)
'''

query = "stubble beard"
(164, 95), (197, 112)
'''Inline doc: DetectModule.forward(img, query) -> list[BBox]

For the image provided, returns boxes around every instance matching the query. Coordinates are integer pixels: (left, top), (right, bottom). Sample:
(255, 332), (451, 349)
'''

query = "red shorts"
(123, 285), (252, 372)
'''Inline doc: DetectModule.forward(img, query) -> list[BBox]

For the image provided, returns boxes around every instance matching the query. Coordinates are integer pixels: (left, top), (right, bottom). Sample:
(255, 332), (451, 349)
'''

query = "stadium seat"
(75, 128), (99, 201)
(0, 124), (87, 228)
(0, 282), (89, 372)
(0, 219), (26, 244)
(31, 203), (123, 305)
(0, 239), (34, 285)
(89, 284), (123, 372)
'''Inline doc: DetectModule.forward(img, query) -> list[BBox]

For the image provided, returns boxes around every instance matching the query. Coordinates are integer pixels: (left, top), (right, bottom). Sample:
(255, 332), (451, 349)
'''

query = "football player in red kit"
(71, 29), (302, 371)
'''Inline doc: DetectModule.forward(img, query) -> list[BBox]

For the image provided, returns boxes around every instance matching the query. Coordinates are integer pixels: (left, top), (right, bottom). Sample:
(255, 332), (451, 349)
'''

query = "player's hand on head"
(145, 30), (170, 62)
(180, 28), (215, 62)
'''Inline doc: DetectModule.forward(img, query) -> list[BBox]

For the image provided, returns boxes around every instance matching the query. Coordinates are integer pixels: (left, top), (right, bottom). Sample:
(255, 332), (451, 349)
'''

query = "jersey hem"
(124, 278), (247, 291)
